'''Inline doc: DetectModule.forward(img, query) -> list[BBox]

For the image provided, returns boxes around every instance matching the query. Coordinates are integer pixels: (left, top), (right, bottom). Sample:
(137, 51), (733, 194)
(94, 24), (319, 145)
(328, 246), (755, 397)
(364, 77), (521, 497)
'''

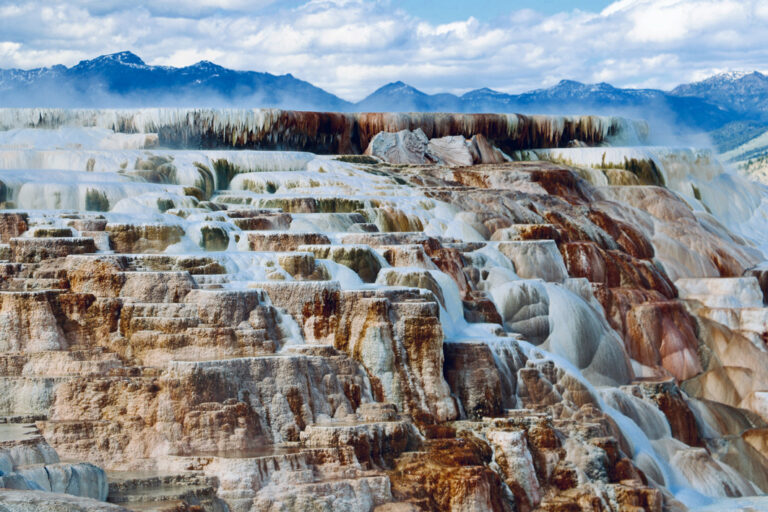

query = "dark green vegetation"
(709, 121), (768, 153)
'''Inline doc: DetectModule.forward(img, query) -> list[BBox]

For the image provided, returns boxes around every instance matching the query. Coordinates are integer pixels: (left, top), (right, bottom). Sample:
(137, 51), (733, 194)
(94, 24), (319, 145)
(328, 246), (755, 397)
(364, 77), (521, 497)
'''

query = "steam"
(0, 78), (330, 111)
(0, 74), (729, 152)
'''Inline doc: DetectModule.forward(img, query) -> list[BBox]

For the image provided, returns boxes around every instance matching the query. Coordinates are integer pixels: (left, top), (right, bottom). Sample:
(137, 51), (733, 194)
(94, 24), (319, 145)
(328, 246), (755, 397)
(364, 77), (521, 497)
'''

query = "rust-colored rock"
(388, 435), (510, 512)
(105, 223), (184, 253)
(625, 301), (702, 381)
(0, 212), (28, 243)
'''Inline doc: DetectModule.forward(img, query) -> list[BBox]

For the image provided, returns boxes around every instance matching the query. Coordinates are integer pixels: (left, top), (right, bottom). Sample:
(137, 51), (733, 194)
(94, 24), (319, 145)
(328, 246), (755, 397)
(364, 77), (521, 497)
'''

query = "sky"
(0, 0), (766, 101)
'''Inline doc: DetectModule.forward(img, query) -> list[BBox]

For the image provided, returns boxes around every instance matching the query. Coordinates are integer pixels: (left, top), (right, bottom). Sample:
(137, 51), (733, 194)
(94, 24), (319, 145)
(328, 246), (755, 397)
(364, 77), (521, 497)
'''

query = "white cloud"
(0, 0), (766, 100)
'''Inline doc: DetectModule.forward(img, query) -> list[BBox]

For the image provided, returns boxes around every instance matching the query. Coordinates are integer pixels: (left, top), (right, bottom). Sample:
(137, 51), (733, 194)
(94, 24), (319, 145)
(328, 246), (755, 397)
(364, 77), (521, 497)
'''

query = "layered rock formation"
(0, 112), (766, 511)
(0, 109), (646, 154)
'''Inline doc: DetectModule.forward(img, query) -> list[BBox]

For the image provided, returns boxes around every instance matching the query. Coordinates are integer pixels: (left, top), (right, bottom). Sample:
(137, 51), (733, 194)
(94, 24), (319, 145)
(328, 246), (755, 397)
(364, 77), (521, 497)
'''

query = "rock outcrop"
(0, 116), (765, 511)
(365, 130), (509, 166)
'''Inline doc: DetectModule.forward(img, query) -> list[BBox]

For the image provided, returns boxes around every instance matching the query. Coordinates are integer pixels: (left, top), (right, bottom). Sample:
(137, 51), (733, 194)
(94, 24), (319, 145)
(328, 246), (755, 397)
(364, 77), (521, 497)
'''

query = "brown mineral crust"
(541, 210), (611, 247)
(0, 212), (28, 242)
(528, 167), (595, 204)
(521, 419), (567, 487)
(462, 291), (503, 325)
(411, 165), (661, 273)
(10, 237), (97, 263)
(300, 420), (412, 469)
(395, 301), (457, 424)
(105, 224), (185, 253)
(378, 244), (433, 268)
(419, 241), (472, 298)
(267, 282), (457, 423)
(372, 206), (425, 233)
(299, 285), (343, 344)
(354, 113), (623, 155)
(517, 367), (567, 408)
(246, 231), (331, 251)
(43, 374), (265, 462)
(4, 144), (768, 510)
(559, 241), (675, 298)
(499, 223), (562, 243)
(422, 424), (457, 440)
(593, 288), (668, 344)
(744, 267), (768, 305)
(625, 302), (703, 381)
(443, 342), (505, 419)
(536, 492), (594, 512)
(640, 380), (704, 447)
(612, 482), (663, 512)
(550, 464), (579, 491)
(586, 209), (654, 259)
(388, 435), (509, 512)
(226, 210), (292, 231)
(450, 169), (492, 189)
(155, 110), (628, 154)
(44, 352), (370, 465)
(0, 289), (121, 352)
(53, 293), (122, 348)
(682, 316), (768, 416)
(66, 258), (126, 297)
(598, 186), (760, 278)
(589, 437), (644, 484)
(471, 134), (508, 164)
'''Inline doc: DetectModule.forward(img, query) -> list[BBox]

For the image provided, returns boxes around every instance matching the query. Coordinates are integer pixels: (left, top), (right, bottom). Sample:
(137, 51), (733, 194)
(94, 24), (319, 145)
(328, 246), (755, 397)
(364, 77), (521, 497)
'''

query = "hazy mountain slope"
(0, 51), (763, 132)
(357, 79), (736, 131)
(672, 71), (768, 118)
(0, 51), (352, 110)
(710, 120), (768, 153)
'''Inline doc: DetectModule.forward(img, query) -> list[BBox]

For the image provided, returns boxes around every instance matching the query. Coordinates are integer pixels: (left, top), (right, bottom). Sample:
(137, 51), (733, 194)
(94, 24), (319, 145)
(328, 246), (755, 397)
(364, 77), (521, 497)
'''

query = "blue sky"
(0, 0), (765, 100)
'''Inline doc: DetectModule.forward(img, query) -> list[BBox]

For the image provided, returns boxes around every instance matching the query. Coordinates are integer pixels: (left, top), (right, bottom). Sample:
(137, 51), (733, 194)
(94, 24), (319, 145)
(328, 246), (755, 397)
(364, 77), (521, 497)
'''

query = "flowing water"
(0, 109), (766, 510)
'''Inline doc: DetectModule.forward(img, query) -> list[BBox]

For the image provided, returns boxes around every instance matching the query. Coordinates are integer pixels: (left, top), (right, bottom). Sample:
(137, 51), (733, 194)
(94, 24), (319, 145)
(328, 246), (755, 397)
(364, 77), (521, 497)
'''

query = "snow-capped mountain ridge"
(0, 51), (766, 131)
(671, 71), (768, 116)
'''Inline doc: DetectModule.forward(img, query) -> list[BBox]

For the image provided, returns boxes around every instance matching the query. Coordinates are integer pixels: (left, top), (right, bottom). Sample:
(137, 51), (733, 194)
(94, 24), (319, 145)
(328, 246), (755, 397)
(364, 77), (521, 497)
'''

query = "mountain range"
(2, 51), (768, 132)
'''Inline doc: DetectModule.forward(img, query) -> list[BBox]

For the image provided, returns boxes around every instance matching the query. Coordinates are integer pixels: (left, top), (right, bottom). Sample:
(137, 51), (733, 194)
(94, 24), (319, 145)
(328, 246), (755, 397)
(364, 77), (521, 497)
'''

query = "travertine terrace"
(0, 109), (766, 511)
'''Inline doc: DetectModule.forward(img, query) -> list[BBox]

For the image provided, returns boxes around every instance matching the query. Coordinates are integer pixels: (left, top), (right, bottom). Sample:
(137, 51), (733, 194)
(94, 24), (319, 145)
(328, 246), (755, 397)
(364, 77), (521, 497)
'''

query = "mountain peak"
(714, 71), (751, 81)
(189, 60), (224, 71)
(76, 51), (146, 68)
(707, 70), (766, 82)
(669, 69), (768, 117)
(375, 81), (423, 95)
(463, 87), (502, 96)
(555, 79), (585, 88)
(678, 70), (767, 88)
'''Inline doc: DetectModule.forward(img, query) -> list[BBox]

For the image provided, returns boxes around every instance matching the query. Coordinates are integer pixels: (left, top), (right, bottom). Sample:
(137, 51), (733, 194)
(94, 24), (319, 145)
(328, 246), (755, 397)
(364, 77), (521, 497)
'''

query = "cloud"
(0, 0), (766, 100)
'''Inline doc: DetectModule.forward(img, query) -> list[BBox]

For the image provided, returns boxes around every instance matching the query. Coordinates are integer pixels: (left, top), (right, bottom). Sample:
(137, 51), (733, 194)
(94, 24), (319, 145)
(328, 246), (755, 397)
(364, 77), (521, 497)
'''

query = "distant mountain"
(357, 79), (737, 131)
(0, 51), (352, 110)
(0, 51), (766, 132)
(356, 81), (462, 112)
(671, 71), (768, 117)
